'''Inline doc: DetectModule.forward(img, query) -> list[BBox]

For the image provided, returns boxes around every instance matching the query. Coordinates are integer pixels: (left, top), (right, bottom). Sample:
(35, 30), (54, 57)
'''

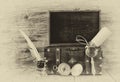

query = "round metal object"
(53, 65), (58, 71)
(85, 46), (99, 75)
(58, 63), (71, 76)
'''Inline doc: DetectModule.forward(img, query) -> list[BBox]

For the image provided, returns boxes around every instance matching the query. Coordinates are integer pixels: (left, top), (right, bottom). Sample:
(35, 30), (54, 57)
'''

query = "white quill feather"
(19, 30), (42, 61)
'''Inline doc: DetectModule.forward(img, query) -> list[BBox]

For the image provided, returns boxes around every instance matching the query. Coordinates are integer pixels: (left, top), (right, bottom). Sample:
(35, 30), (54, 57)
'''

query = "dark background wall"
(0, 0), (120, 82)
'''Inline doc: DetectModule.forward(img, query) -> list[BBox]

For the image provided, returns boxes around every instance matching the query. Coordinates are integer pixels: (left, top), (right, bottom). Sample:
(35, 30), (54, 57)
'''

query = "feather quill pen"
(19, 30), (42, 61)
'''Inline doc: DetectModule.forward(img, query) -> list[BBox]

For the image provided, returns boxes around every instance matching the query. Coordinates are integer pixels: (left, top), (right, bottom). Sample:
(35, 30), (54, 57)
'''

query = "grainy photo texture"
(0, 0), (120, 82)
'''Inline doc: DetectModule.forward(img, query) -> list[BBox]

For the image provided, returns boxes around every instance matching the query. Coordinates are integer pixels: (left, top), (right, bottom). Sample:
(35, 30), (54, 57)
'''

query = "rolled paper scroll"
(90, 27), (112, 47)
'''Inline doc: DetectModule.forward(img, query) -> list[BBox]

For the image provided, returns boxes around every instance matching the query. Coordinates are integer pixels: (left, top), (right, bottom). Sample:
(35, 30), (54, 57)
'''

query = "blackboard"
(50, 11), (100, 44)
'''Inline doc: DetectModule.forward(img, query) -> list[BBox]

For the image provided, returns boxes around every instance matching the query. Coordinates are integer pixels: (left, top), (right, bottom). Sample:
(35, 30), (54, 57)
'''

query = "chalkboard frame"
(49, 11), (100, 45)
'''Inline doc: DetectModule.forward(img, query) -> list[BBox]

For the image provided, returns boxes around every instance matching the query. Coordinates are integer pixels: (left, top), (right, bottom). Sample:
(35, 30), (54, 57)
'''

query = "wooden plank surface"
(0, 0), (120, 82)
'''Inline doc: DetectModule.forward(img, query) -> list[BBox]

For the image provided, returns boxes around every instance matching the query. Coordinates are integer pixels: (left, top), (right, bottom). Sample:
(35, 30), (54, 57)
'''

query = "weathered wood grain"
(0, 0), (120, 81)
